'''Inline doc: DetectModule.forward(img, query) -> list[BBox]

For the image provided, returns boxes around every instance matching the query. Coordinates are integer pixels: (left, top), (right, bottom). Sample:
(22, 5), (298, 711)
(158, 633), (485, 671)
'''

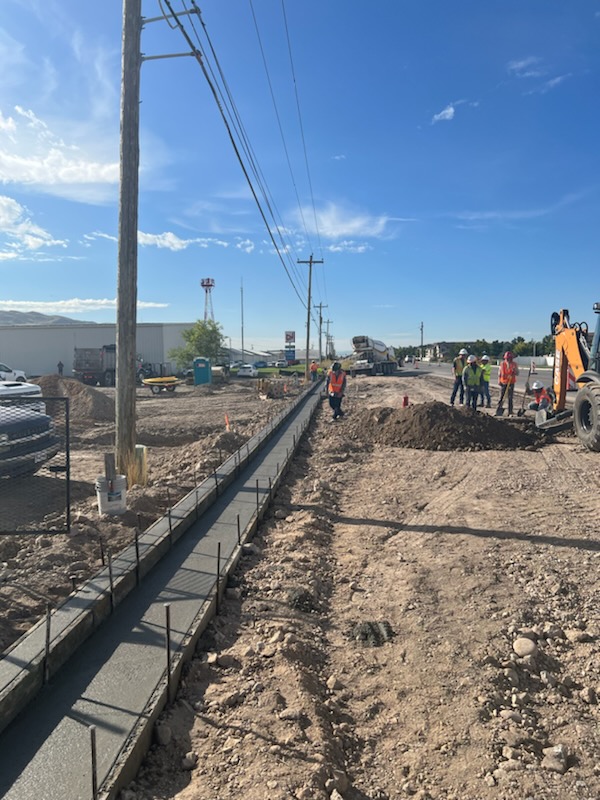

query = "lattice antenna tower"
(200, 278), (215, 322)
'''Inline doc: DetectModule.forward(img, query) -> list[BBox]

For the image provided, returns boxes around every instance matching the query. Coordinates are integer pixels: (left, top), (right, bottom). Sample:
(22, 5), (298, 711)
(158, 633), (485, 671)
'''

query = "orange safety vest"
(534, 388), (551, 404)
(328, 371), (345, 394)
(310, 362), (318, 372)
(499, 360), (518, 385)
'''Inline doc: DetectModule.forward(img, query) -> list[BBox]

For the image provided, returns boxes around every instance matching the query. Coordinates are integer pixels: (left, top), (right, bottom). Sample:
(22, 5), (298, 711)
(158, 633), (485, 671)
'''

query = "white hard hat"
(459, 348), (468, 356)
(467, 354), (477, 363)
(532, 381), (543, 390)
(481, 354), (489, 361)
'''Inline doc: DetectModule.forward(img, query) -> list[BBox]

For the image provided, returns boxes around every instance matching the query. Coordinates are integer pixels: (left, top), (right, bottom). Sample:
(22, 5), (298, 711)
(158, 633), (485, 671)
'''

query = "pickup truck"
(0, 362), (27, 382)
(0, 405), (60, 478)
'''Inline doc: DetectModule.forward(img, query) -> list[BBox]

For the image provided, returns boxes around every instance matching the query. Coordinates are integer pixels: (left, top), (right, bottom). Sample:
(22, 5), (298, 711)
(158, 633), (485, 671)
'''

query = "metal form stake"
(134, 527), (140, 584)
(256, 479), (259, 514)
(107, 548), (114, 612)
(99, 537), (105, 566)
(216, 542), (221, 613)
(214, 469), (219, 496)
(164, 602), (172, 697)
(269, 476), (272, 500)
(70, 574), (77, 592)
(237, 513), (241, 545)
(90, 725), (98, 800)
(194, 469), (199, 519)
(44, 602), (51, 683)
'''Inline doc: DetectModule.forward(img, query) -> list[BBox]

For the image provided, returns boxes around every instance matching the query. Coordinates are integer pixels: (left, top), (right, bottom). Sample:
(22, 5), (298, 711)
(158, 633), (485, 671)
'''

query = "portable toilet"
(193, 357), (212, 385)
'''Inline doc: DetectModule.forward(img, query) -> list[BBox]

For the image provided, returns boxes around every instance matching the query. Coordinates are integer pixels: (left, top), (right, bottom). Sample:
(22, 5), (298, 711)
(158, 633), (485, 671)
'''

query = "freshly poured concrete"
(0, 387), (320, 800)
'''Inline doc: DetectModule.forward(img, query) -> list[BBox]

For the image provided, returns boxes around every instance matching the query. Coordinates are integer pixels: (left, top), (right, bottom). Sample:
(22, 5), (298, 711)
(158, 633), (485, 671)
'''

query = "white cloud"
(0, 106), (119, 203)
(297, 202), (412, 240)
(432, 104), (455, 124)
(138, 231), (229, 251)
(0, 298), (168, 313)
(235, 238), (255, 253)
(507, 56), (545, 78)
(525, 74), (571, 95)
(0, 195), (67, 258)
(454, 192), (584, 224)
(326, 240), (372, 254)
(332, 154), (346, 161)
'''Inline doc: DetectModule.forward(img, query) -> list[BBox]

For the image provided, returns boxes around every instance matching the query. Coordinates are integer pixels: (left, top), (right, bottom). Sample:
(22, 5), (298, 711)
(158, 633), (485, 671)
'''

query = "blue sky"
(1, 1), (599, 353)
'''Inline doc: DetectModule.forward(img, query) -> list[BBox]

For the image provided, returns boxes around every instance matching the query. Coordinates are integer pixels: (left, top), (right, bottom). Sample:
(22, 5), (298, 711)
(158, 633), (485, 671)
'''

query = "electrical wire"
(158, 1), (321, 325)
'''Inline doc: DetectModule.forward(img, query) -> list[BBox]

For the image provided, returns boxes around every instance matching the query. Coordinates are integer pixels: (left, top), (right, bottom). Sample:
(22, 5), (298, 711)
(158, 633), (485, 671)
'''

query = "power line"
(161, 0), (308, 308)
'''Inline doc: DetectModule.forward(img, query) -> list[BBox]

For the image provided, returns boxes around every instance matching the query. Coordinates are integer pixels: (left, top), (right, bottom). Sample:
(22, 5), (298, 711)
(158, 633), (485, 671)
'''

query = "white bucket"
(95, 474), (127, 515)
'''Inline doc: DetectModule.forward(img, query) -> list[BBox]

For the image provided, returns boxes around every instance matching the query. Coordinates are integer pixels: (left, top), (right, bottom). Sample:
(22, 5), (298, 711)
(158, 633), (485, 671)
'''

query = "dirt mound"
(352, 401), (544, 451)
(33, 376), (115, 423)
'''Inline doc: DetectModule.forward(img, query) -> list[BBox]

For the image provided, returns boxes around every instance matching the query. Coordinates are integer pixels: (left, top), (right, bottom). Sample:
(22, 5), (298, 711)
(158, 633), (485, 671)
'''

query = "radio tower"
(200, 278), (215, 322)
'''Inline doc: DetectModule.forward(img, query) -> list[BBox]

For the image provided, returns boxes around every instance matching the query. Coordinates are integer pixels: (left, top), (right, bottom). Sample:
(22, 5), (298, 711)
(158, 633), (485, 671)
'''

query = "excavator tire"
(573, 383), (600, 451)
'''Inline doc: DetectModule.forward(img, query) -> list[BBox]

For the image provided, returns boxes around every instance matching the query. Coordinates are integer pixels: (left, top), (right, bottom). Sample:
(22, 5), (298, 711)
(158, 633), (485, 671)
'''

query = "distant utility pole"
(298, 255), (323, 380)
(313, 302), (328, 362)
(420, 321), (424, 360)
(115, 0), (142, 480)
(240, 280), (245, 365)
(324, 319), (333, 359)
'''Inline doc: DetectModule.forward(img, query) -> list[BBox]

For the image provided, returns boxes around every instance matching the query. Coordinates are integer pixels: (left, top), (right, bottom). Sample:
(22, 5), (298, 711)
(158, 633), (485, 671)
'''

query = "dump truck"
(73, 345), (153, 386)
(349, 336), (398, 376)
(536, 304), (600, 450)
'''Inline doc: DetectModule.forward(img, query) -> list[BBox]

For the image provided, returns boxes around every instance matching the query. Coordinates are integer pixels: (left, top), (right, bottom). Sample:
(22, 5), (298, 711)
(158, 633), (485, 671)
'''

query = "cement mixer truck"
(349, 336), (398, 376)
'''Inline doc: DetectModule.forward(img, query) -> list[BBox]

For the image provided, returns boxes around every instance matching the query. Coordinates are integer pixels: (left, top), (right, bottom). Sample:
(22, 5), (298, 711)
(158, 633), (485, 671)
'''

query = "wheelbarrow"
(142, 377), (182, 394)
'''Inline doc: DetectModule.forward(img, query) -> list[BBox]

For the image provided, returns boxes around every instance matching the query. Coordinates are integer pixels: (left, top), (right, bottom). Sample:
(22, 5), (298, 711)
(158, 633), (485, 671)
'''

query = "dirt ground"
(4, 372), (600, 799)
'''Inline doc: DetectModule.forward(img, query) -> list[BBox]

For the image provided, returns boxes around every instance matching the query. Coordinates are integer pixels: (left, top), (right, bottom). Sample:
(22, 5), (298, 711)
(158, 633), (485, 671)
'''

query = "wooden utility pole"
(115, 0), (142, 480)
(298, 255), (323, 380)
(313, 302), (328, 362)
(420, 321), (424, 360)
(324, 319), (333, 359)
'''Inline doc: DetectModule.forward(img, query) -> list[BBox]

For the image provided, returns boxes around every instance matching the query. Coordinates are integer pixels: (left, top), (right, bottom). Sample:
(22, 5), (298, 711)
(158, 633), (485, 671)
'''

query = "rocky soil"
(3, 371), (600, 800)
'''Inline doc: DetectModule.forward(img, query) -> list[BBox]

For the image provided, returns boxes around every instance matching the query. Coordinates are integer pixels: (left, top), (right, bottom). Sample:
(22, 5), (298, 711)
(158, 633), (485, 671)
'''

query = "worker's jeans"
(497, 383), (515, 414)
(450, 376), (464, 405)
(328, 394), (344, 419)
(480, 381), (491, 407)
(465, 386), (480, 410)
(528, 398), (550, 411)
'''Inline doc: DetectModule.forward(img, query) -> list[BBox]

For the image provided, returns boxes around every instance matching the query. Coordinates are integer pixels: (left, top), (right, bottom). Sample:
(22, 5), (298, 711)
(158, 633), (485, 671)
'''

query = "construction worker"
(309, 360), (319, 382)
(527, 381), (552, 411)
(326, 362), (346, 421)
(462, 355), (484, 410)
(450, 348), (468, 405)
(479, 354), (492, 408)
(496, 351), (519, 415)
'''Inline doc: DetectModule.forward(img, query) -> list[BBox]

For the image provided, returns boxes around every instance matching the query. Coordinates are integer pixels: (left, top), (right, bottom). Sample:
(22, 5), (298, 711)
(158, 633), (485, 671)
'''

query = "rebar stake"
(99, 537), (105, 566)
(107, 548), (114, 612)
(256, 479), (259, 514)
(44, 602), (51, 683)
(90, 725), (98, 800)
(237, 513), (241, 545)
(69, 574), (77, 592)
(164, 602), (172, 697)
(216, 541), (221, 614)
(134, 527), (140, 585)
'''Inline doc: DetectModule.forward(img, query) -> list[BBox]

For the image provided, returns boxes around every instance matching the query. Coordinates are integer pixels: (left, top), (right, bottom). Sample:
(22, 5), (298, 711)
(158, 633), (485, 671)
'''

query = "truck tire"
(104, 370), (114, 387)
(573, 383), (600, 451)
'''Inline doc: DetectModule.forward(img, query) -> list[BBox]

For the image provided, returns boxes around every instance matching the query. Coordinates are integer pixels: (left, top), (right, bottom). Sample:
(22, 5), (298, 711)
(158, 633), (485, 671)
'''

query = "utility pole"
(420, 321), (424, 360)
(313, 302), (328, 363)
(115, 0), (142, 481)
(298, 255), (323, 380)
(324, 319), (333, 359)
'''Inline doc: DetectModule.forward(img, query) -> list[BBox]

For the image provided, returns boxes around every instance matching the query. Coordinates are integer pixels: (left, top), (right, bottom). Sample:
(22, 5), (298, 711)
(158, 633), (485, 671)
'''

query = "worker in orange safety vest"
(326, 362), (347, 421)
(527, 381), (552, 412)
(496, 351), (519, 416)
(309, 360), (319, 382)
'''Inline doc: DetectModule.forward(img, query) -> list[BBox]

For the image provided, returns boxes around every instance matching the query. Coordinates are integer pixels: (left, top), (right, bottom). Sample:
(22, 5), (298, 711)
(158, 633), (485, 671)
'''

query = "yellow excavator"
(538, 304), (600, 449)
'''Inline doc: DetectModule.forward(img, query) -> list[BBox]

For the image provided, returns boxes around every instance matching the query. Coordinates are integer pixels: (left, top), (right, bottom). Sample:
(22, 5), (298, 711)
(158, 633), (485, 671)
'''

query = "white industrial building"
(0, 323), (195, 378)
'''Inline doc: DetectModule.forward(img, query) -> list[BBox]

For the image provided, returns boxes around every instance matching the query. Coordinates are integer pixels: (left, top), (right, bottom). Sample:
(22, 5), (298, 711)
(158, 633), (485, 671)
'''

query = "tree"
(169, 320), (225, 369)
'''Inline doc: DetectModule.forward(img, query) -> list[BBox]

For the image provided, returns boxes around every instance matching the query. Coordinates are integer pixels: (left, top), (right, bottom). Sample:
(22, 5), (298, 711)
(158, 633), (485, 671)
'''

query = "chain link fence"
(0, 396), (70, 534)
